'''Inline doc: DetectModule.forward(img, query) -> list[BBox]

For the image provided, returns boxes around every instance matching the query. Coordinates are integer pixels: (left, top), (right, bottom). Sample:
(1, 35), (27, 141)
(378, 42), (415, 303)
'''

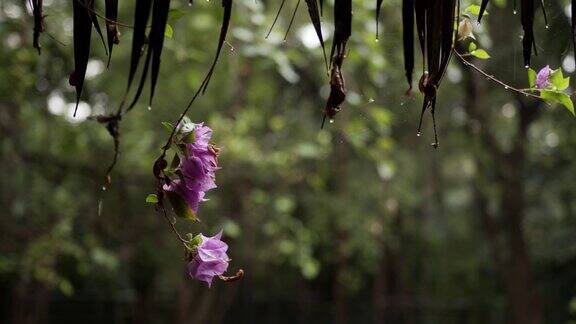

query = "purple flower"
(163, 179), (205, 214)
(188, 231), (230, 287)
(536, 65), (553, 89)
(163, 123), (219, 214)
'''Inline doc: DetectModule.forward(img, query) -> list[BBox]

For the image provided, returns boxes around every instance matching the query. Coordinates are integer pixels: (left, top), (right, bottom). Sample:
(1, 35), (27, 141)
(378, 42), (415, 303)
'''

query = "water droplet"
(400, 101), (405, 106)
(147, 106), (152, 111)
(545, 25), (549, 29)
(329, 119), (334, 124)
(368, 98), (375, 103)
(525, 65), (530, 69)
(513, 10), (517, 15)
(375, 38), (379, 43)
(102, 186), (107, 191)
(416, 132), (421, 137)
(504, 86), (509, 90)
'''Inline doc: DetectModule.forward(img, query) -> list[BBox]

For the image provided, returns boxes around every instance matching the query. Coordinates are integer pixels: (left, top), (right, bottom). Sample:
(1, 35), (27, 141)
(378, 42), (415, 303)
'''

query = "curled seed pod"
(323, 0), (351, 126)
(32, 0), (44, 54)
(414, 0), (457, 148)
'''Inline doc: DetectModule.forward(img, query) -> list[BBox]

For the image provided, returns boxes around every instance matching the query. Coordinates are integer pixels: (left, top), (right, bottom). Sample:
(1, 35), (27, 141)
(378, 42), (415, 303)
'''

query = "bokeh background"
(2, 0), (576, 323)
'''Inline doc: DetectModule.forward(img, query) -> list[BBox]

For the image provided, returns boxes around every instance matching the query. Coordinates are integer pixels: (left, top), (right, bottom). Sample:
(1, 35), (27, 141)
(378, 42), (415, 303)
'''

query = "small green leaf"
(471, 49), (490, 59)
(146, 194), (159, 204)
(468, 42), (477, 52)
(464, 5), (486, 16)
(166, 190), (197, 221)
(162, 122), (174, 133)
(540, 90), (575, 116)
(550, 69), (570, 91)
(528, 68), (537, 88)
(165, 24), (174, 38)
(168, 9), (187, 22)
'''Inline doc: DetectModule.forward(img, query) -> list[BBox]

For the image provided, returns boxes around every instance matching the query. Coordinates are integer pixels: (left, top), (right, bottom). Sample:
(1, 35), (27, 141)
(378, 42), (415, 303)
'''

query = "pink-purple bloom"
(188, 231), (230, 287)
(536, 65), (553, 89)
(163, 123), (219, 214)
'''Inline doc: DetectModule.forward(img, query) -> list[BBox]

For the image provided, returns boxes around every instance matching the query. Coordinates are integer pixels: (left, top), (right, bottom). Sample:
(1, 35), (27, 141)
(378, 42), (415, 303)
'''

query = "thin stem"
(453, 49), (541, 99)
(158, 197), (189, 245)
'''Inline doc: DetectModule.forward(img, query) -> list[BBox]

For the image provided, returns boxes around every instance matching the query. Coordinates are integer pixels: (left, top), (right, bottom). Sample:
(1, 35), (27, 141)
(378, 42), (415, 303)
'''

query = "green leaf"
(540, 90), (575, 116)
(468, 42), (477, 52)
(165, 24), (174, 39)
(166, 190), (197, 221)
(528, 68), (537, 88)
(168, 9), (187, 22)
(146, 194), (159, 204)
(162, 121), (174, 132)
(464, 5), (486, 16)
(550, 69), (570, 91)
(471, 49), (490, 59)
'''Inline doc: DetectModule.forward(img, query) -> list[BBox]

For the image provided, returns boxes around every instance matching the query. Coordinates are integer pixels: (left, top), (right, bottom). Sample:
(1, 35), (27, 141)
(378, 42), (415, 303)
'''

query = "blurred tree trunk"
(10, 282), (50, 324)
(460, 52), (541, 324)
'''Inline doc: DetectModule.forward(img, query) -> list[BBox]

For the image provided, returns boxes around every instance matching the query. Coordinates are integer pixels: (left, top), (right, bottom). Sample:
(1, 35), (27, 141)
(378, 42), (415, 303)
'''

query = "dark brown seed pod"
(413, 0), (457, 148)
(72, 0), (93, 117)
(87, 0), (108, 55)
(520, 0), (535, 67)
(105, 0), (119, 67)
(126, 0), (153, 93)
(148, 0), (172, 107)
(402, 0), (415, 91)
(304, 0), (328, 70)
(323, 0), (351, 126)
(31, 0), (44, 54)
(478, 0), (489, 23)
(376, 0), (383, 39)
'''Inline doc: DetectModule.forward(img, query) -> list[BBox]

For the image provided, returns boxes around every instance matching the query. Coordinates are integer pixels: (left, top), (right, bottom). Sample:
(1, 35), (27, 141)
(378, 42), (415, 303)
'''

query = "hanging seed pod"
(148, 0), (172, 107)
(304, 0), (328, 70)
(520, 0), (535, 67)
(105, 0), (119, 67)
(376, 0), (383, 39)
(478, 0), (489, 23)
(72, 0), (93, 116)
(126, 0), (153, 93)
(31, 0), (44, 54)
(323, 0), (351, 126)
(201, 0), (233, 94)
(402, 0), (415, 91)
(539, 0), (548, 28)
(86, 0), (108, 55)
(414, 0), (457, 148)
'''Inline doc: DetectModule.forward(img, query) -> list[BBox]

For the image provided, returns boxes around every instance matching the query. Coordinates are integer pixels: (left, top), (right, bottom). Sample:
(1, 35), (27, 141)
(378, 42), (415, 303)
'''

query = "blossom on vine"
(163, 179), (205, 214)
(163, 122), (219, 214)
(536, 65), (552, 89)
(188, 231), (230, 287)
